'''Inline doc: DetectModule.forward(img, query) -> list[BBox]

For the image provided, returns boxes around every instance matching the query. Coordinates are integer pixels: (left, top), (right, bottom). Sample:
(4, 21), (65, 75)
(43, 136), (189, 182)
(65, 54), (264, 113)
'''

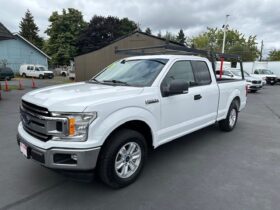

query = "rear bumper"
(17, 133), (100, 171)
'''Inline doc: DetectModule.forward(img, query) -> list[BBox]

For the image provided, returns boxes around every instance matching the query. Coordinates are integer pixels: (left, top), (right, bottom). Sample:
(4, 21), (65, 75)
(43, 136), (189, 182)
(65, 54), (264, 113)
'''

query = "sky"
(1, 0), (279, 56)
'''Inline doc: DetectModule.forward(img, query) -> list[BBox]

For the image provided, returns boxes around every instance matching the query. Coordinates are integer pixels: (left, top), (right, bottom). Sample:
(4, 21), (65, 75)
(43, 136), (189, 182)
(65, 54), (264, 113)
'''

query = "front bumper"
(248, 84), (262, 90)
(17, 133), (100, 171)
(44, 73), (54, 79)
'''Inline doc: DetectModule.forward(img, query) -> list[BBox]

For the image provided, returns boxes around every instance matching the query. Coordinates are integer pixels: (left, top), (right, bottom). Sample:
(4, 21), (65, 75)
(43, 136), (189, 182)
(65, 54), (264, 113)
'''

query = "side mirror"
(166, 79), (189, 96)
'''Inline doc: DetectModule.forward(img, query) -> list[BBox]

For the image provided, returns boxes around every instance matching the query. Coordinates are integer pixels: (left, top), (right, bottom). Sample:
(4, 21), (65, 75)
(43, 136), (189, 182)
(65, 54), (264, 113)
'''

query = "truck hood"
(22, 82), (144, 112)
(245, 75), (262, 81)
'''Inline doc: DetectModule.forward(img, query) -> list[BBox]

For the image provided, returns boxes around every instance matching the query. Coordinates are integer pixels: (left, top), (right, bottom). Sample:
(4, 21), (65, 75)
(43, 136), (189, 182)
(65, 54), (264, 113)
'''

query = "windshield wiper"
(88, 78), (102, 84)
(102, 79), (130, 86)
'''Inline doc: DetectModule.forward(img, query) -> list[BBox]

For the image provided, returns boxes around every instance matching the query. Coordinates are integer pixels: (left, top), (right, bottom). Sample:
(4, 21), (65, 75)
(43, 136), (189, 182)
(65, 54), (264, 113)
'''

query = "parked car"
(216, 69), (263, 92)
(252, 69), (277, 85)
(19, 64), (54, 79)
(0, 67), (14, 80)
(17, 55), (247, 188)
(230, 70), (262, 93)
(216, 69), (238, 79)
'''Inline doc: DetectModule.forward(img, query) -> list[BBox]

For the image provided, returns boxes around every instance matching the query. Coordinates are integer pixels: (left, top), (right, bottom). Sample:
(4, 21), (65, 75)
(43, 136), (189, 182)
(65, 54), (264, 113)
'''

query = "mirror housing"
(165, 79), (189, 96)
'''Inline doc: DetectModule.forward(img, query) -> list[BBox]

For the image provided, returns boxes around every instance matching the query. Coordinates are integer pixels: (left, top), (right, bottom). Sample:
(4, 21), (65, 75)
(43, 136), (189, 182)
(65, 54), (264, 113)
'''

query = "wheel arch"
(101, 120), (154, 151)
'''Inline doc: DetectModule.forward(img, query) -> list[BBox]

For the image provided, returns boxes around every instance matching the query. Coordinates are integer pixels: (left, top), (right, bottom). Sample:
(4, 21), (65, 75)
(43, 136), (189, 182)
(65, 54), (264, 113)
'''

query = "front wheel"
(219, 101), (239, 132)
(97, 129), (147, 188)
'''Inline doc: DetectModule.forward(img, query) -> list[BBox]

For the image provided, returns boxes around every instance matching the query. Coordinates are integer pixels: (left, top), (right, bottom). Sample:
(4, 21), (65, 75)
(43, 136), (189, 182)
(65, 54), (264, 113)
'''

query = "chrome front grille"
(21, 100), (68, 141)
(252, 80), (261, 84)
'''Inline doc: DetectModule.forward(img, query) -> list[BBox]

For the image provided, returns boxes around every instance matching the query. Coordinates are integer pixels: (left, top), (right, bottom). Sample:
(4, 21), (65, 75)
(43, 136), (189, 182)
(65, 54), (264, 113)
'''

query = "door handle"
(194, 94), (202, 100)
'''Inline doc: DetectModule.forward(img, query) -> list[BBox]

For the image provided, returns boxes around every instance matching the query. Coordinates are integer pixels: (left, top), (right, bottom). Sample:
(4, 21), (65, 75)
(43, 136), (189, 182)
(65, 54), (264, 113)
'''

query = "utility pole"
(222, 14), (230, 54)
(259, 40), (264, 61)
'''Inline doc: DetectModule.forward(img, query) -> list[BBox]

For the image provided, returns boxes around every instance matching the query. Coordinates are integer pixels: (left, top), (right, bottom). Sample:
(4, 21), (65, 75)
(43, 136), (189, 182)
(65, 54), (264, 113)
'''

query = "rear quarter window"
(191, 61), (212, 85)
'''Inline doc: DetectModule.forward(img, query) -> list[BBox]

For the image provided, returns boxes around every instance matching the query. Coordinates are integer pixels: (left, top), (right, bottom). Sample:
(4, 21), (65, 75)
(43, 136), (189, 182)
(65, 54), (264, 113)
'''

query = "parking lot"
(1, 80), (280, 210)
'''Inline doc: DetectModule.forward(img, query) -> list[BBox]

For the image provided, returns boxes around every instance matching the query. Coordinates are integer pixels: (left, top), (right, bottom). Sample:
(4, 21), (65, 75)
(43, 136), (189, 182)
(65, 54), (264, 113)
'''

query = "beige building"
(74, 31), (183, 81)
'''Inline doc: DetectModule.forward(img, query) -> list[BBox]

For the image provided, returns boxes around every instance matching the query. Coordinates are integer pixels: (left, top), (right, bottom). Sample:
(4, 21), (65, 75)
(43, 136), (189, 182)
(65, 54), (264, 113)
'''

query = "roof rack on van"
(114, 44), (244, 80)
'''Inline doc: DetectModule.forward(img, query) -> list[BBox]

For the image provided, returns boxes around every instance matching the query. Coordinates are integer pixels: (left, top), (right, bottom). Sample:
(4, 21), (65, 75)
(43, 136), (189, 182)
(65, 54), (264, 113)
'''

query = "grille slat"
(22, 100), (49, 116)
(21, 100), (51, 141)
(23, 124), (51, 141)
(252, 80), (261, 84)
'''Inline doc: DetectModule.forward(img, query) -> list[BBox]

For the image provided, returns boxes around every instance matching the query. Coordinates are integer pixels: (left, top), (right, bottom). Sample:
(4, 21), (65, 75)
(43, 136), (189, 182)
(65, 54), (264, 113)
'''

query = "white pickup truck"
(17, 55), (247, 188)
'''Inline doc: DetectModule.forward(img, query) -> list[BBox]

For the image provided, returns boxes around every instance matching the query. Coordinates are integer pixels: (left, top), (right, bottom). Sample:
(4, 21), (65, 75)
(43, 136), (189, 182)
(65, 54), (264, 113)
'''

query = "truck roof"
(125, 54), (209, 61)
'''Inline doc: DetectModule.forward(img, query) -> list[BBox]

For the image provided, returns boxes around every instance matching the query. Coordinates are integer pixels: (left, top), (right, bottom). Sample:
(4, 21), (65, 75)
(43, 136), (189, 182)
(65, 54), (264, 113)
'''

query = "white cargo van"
(19, 64), (54, 79)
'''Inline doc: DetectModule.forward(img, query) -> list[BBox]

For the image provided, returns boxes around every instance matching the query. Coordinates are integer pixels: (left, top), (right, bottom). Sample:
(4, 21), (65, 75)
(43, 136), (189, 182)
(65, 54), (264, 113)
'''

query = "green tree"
(268, 49), (280, 61)
(19, 10), (43, 49)
(191, 27), (259, 61)
(145, 27), (152, 35)
(77, 16), (137, 54)
(176, 29), (186, 45)
(163, 31), (177, 42)
(157, 31), (162, 38)
(45, 8), (87, 65)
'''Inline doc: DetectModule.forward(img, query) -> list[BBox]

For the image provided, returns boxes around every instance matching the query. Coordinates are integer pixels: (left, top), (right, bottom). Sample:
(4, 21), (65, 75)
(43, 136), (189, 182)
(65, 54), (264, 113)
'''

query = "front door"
(158, 60), (218, 145)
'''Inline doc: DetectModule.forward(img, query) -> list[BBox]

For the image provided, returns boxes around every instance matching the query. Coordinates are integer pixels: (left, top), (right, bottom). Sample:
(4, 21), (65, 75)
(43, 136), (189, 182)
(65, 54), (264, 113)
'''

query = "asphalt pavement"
(0, 80), (280, 210)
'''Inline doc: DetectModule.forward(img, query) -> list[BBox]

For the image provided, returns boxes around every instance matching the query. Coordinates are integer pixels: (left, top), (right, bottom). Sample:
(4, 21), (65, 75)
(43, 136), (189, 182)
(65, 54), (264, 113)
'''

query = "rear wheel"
(39, 74), (44, 79)
(97, 129), (147, 188)
(22, 73), (26, 78)
(219, 101), (239, 132)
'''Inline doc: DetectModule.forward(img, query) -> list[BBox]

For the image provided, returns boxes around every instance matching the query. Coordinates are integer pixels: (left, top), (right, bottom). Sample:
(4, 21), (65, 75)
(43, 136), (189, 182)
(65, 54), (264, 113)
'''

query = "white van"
(19, 64), (54, 79)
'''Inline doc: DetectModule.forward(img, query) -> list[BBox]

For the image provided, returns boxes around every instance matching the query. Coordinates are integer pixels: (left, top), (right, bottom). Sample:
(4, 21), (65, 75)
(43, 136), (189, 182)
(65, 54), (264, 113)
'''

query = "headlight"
(246, 79), (252, 83)
(51, 112), (97, 141)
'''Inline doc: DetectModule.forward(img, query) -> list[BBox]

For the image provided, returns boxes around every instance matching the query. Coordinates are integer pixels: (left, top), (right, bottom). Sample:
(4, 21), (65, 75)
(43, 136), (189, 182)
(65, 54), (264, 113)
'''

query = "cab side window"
(35, 67), (39, 71)
(254, 70), (259, 74)
(161, 61), (195, 95)
(191, 61), (212, 85)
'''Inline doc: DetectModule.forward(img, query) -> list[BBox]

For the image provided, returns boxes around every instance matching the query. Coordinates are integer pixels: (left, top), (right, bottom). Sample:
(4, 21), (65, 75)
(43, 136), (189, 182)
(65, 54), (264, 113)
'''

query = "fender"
(217, 88), (241, 121)
(88, 106), (158, 147)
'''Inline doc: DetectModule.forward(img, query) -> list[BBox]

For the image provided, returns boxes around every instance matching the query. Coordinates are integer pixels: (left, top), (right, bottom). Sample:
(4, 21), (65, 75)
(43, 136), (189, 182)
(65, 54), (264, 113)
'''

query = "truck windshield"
(38, 67), (46, 71)
(92, 59), (168, 87)
(259, 69), (273, 74)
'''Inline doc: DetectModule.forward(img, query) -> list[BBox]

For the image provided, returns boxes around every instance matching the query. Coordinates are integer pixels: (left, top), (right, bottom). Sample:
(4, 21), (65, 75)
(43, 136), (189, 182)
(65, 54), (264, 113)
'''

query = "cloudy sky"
(1, 0), (279, 55)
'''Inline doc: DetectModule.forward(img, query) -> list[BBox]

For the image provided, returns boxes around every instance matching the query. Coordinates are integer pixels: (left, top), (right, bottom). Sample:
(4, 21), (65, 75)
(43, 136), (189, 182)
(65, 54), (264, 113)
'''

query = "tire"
(39, 74), (44, 79)
(219, 100), (239, 132)
(250, 90), (257, 93)
(62, 72), (66, 77)
(97, 129), (147, 188)
(22, 73), (26, 78)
